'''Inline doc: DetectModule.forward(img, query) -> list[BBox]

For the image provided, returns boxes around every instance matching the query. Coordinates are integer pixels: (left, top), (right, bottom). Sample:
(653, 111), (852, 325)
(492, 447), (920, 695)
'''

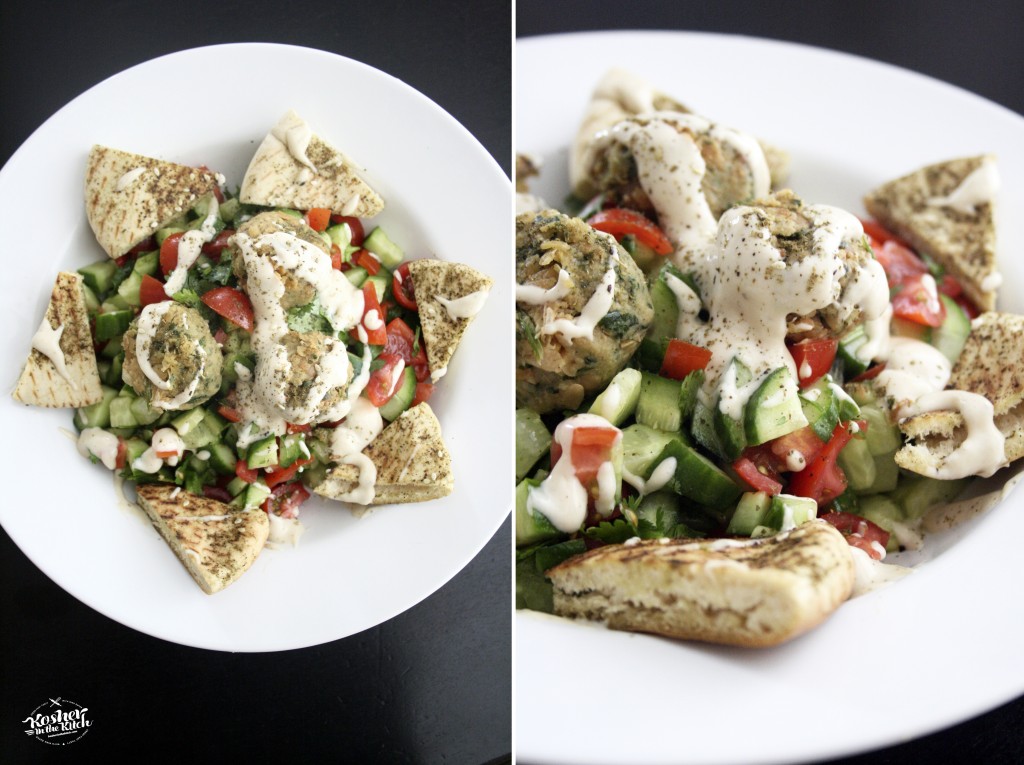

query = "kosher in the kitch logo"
(22, 697), (92, 745)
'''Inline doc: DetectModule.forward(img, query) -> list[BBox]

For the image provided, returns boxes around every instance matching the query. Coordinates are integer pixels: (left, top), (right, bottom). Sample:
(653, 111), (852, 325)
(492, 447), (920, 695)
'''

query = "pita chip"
(239, 110), (384, 218)
(85, 145), (220, 258)
(311, 403), (454, 505)
(14, 271), (103, 408)
(407, 259), (492, 382)
(135, 484), (269, 594)
(864, 155), (1000, 310)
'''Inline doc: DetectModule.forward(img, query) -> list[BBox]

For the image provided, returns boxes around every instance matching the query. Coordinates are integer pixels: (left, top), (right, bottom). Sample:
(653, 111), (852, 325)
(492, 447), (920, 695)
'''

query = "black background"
(517, 1), (1024, 764)
(1, 2), (511, 764)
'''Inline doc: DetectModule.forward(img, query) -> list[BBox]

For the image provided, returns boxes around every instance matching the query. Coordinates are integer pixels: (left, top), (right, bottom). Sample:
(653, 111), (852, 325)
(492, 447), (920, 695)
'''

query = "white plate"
(0, 43), (512, 652)
(516, 31), (1024, 764)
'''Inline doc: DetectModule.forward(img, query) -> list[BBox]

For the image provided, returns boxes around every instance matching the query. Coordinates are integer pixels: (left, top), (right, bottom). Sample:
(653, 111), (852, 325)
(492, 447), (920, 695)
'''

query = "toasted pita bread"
(310, 403), (453, 505)
(546, 521), (855, 648)
(864, 155), (999, 310)
(569, 68), (789, 199)
(239, 110), (384, 218)
(407, 259), (491, 382)
(896, 312), (1024, 473)
(135, 484), (269, 594)
(13, 272), (102, 408)
(85, 145), (220, 259)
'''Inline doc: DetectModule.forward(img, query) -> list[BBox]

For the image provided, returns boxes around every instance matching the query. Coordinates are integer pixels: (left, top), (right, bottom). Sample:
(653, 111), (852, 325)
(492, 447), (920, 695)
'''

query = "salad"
(515, 69), (1016, 646)
(13, 110), (491, 594)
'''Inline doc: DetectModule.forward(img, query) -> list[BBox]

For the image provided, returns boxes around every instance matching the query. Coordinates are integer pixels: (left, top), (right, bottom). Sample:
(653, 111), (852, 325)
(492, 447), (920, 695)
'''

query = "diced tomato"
(412, 381), (434, 407)
(392, 262), (417, 310)
(565, 426), (621, 486)
(217, 404), (242, 423)
(788, 338), (838, 388)
(354, 248), (381, 275)
(587, 208), (673, 255)
(201, 287), (254, 332)
(768, 426), (825, 469)
(858, 218), (910, 250)
(305, 207), (331, 232)
(202, 485), (233, 503)
(852, 363), (886, 382)
(732, 456), (783, 495)
(820, 511), (890, 560)
(954, 294), (980, 319)
(139, 274), (169, 307)
(383, 317), (428, 379)
(358, 283), (387, 345)
(660, 339), (712, 380)
(160, 232), (183, 276)
(330, 215), (365, 246)
(873, 239), (928, 287)
(264, 458), (312, 488)
(891, 274), (946, 327)
(155, 449), (179, 459)
(202, 229), (235, 257)
(235, 459), (259, 483)
(787, 422), (854, 506)
(263, 482), (311, 519)
(365, 353), (406, 406)
(937, 273), (961, 298)
(115, 438), (127, 471)
(129, 237), (156, 255)
(330, 243), (343, 270)
(286, 422), (312, 434)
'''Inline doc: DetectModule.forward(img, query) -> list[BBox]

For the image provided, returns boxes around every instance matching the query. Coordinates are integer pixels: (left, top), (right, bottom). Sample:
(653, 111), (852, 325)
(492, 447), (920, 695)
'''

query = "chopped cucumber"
(931, 294), (971, 363)
(837, 324), (870, 378)
(81, 283), (100, 314)
(800, 377), (840, 443)
(378, 367), (417, 421)
(95, 310), (133, 342)
(726, 492), (772, 536)
(516, 409), (552, 483)
(759, 493), (817, 534)
(678, 369), (704, 423)
(744, 366), (807, 446)
(889, 475), (970, 520)
(714, 357), (752, 460)
(327, 222), (352, 250)
(837, 435), (876, 492)
(344, 266), (369, 288)
(636, 372), (682, 432)
(516, 477), (562, 546)
(78, 260), (119, 294)
(208, 442), (238, 475)
(655, 438), (742, 510)
(633, 490), (700, 539)
(279, 434), (309, 468)
(246, 435), (279, 469)
(621, 423), (680, 479)
(588, 368), (642, 426)
(859, 403), (901, 455)
(364, 273), (389, 303)
(856, 495), (904, 553)
(637, 276), (679, 371)
(363, 227), (404, 270)
(74, 386), (118, 430)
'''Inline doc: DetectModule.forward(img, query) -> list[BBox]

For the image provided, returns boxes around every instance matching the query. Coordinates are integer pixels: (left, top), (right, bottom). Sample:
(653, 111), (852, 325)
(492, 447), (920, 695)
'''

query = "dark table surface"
(0, 2), (511, 763)
(516, 1), (1024, 763)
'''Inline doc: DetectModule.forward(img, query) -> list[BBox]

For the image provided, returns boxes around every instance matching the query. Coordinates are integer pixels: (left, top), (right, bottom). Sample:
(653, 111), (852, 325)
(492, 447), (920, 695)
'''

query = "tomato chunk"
(873, 239), (928, 287)
(140, 274), (169, 307)
(202, 287), (254, 332)
(354, 249), (381, 275)
(264, 458), (312, 488)
(588, 208), (673, 255)
(383, 317), (429, 380)
(788, 338), (837, 388)
(365, 353), (406, 406)
(392, 262), (417, 310)
(358, 283), (387, 345)
(412, 381), (434, 407)
(891, 274), (946, 328)
(820, 511), (890, 560)
(160, 232), (183, 276)
(732, 456), (783, 495)
(202, 229), (235, 257)
(660, 339), (712, 380)
(263, 482), (311, 519)
(305, 207), (331, 232)
(787, 422), (854, 506)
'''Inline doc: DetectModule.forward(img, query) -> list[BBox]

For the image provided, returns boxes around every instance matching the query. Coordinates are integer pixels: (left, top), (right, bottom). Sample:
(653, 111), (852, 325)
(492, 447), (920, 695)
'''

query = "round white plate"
(0, 43), (512, 652)
(517, 31), (1024, 764)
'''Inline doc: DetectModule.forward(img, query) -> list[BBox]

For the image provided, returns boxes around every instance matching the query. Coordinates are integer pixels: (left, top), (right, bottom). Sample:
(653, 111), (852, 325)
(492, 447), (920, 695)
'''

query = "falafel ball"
(122, 302), (223, 410)
(516, 210), (653, 413)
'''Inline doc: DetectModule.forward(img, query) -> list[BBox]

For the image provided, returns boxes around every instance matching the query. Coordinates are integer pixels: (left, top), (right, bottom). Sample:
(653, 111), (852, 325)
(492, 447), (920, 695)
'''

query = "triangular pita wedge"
(896, 312), (1024, 474)
(407, 259), (491, 382)
(310, 403), (453, 505)
(864, 155), (999, 310)
(13, 272), (102, 408)
(546, 521), (854, 648)
(85, 145), (220, 258)
(239, 109), (384, 218)
(569, 68), (789, 200)
(135, 484), (269, 594)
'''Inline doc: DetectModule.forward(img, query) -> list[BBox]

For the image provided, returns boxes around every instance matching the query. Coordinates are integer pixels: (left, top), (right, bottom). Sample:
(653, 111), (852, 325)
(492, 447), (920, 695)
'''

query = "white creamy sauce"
(429, 365), (447, 383)
(981, 271), (1004, 292)
(596, 380), (622, 422)
(875, 337), (952, 410)
(848, 546), (912, 598)
(77, 428), (120, 470)
(436, 288), (489, 321)
(267, 512), (305, 547)
(133, 427), (186, 473)
(271, 111), (317, 173)
(116, 166), (146, 191)
(516, 269), (574, 306)
(926, 158), (999, 214)
(663, 271), (703, 338)
(336, 452), (377, 505)
(31, 317), (74, 387)
(595, 461), (618, 516)
(527, 414), (620, 532)
(785, 450), (806, 472)
(540, 243), (618, 345)
(341, 194), (361, 216)
(901, 390), (1007, 478)
(135, 302), (175, 390)
(165, 195), (220, 296)
(621, 457), (677, 497)
(329, 396), (384, 461)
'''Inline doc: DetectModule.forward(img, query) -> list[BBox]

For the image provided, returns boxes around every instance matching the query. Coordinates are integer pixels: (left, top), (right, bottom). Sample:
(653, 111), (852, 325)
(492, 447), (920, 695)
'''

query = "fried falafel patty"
(516, 210), (653, 413)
